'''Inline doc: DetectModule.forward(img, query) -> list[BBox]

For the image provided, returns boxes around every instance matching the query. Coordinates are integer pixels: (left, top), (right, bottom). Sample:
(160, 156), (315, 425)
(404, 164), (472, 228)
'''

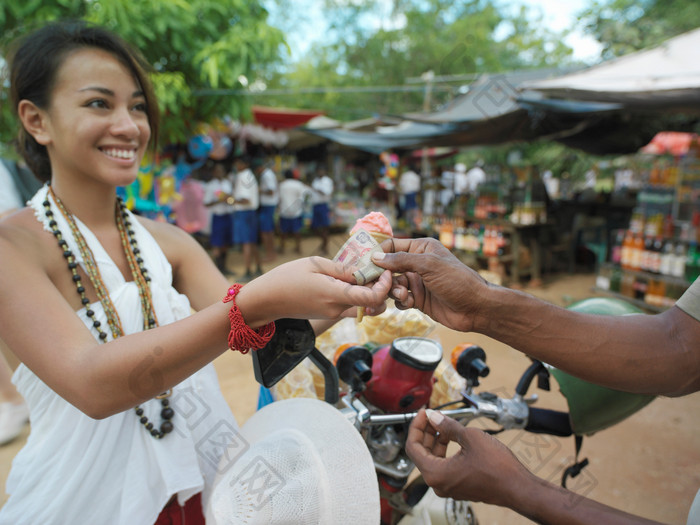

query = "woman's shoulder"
(0, 207), (52, 272)
(135, 214), (193, 245)
(0, 207), (45, 247)
(135, 215), (205, 263)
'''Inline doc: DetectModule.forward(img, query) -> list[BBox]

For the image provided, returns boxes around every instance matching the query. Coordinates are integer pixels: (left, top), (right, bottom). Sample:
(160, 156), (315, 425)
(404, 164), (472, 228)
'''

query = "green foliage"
(0, 0), (286, 146)
(578, 0), (700, 59)
(259, 0), (574, 119)
(455, 141), (598, 184)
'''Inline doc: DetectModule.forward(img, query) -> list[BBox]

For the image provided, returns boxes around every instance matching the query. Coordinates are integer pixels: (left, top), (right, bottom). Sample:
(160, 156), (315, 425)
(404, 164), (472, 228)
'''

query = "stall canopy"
(302, 27), (700, 156)
(304, 69), (571, 155)
(251, 105), (324, 130)
(521, 27), (700, 109)
(640, 131), (699, 156)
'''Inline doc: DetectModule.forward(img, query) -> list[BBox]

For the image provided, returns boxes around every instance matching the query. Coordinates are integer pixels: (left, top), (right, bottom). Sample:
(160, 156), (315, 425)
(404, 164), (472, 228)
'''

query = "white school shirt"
(232, 168), (259, 211)
(278, 178), (311, 219)
(0, 185), (237, 525)
(399, 170), (421, 195)
(311, 175), (333, 205)
(259, 168), (279, 207)
(203, 177), (234, 216)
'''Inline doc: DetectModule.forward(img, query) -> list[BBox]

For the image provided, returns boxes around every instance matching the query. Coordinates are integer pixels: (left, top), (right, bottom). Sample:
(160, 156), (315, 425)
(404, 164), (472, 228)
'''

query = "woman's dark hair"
(7, 20), (159, 182)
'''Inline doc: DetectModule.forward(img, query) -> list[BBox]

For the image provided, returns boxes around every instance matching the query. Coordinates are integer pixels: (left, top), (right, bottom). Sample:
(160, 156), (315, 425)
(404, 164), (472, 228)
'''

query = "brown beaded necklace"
(44, 186), (174, 439)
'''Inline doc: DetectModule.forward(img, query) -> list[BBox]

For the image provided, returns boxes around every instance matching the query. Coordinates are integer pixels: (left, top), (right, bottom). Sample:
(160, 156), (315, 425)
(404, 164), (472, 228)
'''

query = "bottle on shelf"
(495, 226), (507, 256)
(633, 275), (648, 301)
(621, 229), (634, 269)
(672, 242), (687, 279)
(640, 235), (653, 273)
(455, 222), (467, 251)
(645, 278), (667, 308)
(631, 233), (644, 271)
(620, 272), (634, 297)
(483, 226), (494, 257)
(466, 225), (478, 253)
(611, 230), (625, 266)
(439, 220), (454, 249)
(596, 265), (612, 291)
(629, 208), (645, 234)
(644, 279), (657, 306)
(477, 224), (485, 255)
(659, 238), (675, 277)
(650, 237), (663, 274)
(610, 266), (622, 293)
(686, 241), (700, 282)
(663, 214), (675, 240)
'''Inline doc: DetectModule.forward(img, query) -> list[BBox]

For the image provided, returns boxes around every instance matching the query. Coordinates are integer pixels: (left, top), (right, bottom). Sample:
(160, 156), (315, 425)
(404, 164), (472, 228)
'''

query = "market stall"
(594, 135), (700, 311)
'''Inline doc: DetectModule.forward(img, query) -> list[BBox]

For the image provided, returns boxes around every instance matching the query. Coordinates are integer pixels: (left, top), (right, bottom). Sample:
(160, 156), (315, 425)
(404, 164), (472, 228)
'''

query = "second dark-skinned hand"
(372, 237), (491, 333)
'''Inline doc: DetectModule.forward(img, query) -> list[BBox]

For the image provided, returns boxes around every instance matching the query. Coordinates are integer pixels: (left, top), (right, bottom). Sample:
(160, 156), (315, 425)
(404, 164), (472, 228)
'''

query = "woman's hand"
(236, 256), (392, 327)
(372, 237), (491, 333)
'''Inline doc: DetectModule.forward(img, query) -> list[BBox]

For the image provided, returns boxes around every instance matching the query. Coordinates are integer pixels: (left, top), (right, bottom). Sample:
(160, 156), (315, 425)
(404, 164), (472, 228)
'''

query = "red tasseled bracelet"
(222, 284), (276, 354)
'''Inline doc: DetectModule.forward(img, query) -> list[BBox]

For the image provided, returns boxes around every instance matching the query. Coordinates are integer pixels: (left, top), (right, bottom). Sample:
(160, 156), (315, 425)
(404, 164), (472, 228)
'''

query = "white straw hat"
(205, 398), (380, 524)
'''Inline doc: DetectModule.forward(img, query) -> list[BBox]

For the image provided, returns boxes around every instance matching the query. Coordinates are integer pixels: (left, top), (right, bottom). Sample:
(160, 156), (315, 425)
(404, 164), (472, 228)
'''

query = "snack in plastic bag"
(357, 304), (435, 344)
(430, 360), (466, 408)
(271, 361), (318, 400)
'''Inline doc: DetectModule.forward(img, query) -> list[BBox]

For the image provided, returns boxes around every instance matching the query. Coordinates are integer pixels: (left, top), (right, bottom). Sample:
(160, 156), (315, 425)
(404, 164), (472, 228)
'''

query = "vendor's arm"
(373, 237), (700, 397)
(407, 409), (664, 525)
(0, 217), (390, 419)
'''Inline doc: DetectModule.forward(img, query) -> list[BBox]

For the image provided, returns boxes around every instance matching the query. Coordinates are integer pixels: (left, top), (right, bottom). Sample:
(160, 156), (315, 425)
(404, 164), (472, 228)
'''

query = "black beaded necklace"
(43, 187), (174, 439)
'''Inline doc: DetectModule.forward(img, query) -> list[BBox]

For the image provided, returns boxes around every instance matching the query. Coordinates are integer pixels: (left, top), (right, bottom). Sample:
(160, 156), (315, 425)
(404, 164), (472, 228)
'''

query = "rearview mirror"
(252, 318), (339, 404)
(252, 318), (316, 388)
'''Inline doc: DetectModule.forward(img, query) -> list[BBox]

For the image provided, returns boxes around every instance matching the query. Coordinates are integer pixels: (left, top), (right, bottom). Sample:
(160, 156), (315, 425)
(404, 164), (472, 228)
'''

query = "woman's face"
(40, 47), (151, 188)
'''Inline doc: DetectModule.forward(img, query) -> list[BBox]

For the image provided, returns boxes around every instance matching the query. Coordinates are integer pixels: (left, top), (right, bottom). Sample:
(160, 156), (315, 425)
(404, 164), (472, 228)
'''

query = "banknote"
(333, 228), (385, 286)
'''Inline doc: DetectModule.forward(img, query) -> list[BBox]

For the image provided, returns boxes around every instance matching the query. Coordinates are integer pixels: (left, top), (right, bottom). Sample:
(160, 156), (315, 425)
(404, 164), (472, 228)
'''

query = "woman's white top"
(0, 185), (237, 525)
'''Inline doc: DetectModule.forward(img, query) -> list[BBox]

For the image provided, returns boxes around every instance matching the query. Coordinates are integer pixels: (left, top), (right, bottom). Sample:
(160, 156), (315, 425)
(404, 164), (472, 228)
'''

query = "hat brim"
(206, 398), (379, 524)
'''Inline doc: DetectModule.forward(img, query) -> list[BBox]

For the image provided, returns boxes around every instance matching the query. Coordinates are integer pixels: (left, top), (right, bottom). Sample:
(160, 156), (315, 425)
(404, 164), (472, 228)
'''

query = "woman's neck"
(49, 179), (118, 229)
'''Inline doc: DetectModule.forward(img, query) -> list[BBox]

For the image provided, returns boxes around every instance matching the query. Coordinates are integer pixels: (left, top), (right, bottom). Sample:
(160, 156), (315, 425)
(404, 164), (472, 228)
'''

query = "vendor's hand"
(372, 237), (490, 333)
(237, 256), (391, 326)
(406, 408), (530, 507)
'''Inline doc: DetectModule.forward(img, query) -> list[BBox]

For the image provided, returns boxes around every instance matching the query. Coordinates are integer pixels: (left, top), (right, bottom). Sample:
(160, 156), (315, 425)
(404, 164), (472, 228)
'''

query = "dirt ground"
(1, 233), (699, 524)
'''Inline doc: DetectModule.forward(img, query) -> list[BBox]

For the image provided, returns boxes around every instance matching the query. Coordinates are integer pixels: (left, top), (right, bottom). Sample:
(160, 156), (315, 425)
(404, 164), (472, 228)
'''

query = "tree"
(0, 0), (286, 148)
(258, 0), (574, 120)
(578, 0), (700, 60)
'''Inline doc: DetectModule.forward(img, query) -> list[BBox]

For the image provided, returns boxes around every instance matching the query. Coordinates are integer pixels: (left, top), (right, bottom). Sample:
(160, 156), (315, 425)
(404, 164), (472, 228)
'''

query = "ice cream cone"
(369, 232), (391, 245)
(346, 212), (393, 323)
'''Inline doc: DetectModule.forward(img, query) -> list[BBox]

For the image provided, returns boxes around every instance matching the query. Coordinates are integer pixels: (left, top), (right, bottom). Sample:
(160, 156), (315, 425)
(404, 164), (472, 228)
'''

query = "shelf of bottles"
(433, 217), (511, 258)
(425, 179), (548, 259)
(595, 153), (700, 311)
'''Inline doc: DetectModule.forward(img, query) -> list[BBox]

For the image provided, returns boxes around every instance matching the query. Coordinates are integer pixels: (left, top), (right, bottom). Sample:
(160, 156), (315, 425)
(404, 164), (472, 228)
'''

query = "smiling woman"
(0, 20), (391, 525)
(9, 24), (159, 184)
(19, 47), (151, 192)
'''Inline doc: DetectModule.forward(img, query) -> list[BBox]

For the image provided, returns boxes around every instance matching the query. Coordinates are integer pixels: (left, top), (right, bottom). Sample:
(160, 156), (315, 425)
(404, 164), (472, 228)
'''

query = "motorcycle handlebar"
(360, 406), (480, 426)
(524, 407), (573, 437)
(346, 396), (573, 438)
(515, 360), (546, 397)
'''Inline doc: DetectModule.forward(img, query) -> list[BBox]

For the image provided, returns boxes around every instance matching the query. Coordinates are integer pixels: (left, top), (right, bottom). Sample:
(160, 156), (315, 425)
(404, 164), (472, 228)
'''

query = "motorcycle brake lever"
(524, 393), (539, 405)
